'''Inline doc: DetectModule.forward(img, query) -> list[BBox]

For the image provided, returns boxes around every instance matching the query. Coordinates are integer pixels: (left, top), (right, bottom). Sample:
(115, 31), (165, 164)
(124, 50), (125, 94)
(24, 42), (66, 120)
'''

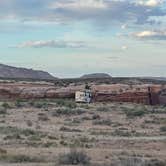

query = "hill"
(0, 63), (55, 80)
(81, 73), (111, 79)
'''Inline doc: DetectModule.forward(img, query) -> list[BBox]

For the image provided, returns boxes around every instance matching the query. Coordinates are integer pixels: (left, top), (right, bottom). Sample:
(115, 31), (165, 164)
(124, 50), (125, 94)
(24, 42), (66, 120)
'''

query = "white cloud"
(137, 0), (164, 7)
(121, 24), (127, 29)
(132, 30), (166, 39)
(121, 45), (128, 50)
(50, 0), (107, 10)
(135, 30), (158, 37)
(15, 40), (87, 48)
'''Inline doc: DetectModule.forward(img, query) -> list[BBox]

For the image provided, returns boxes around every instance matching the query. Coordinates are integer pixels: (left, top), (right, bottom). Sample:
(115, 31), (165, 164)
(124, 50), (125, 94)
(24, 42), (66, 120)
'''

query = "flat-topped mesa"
(81, 73), (111, 79)
(0, 83), (165, 105)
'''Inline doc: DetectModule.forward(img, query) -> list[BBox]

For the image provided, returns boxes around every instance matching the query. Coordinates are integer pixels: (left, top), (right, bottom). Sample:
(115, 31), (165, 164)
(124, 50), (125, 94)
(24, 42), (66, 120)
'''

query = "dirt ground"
(0, 99), (166, 166)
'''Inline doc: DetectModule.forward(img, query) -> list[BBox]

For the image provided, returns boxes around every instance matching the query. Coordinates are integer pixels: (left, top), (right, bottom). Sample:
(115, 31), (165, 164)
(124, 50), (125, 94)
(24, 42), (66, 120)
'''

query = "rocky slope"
(0, 64), (55, 80)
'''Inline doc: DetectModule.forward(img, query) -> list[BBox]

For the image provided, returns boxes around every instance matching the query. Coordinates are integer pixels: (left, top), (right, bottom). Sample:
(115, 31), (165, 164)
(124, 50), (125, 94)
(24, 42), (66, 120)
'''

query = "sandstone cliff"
(0, 82), (165, 105)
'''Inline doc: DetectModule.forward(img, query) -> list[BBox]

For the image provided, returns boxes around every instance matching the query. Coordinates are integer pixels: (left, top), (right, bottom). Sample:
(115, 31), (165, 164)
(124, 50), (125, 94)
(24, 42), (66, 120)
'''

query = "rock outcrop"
(0, 82), (165, 105)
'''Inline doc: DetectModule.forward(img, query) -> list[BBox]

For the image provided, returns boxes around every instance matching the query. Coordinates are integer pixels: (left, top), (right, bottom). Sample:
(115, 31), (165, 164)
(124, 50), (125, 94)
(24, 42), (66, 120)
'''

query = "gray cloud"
(14, 40), (88, 48)
(0, 0), (166, 26)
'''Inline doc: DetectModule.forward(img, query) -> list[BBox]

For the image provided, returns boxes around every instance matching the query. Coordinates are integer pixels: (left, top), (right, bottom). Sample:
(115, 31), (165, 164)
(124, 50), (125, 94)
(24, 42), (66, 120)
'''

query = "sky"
(0, 0), (166, 78)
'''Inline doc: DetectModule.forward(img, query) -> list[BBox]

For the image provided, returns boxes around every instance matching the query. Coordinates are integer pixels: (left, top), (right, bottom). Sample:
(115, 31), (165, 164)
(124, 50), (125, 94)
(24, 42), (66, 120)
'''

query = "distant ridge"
(0, 63), (56, 80)
(81, 73), (111, 79)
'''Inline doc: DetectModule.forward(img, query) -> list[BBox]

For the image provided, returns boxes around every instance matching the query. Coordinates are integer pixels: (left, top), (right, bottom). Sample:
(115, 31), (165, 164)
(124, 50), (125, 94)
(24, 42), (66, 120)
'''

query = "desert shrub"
(111, 158), (166, 166)
(42, 142), (57, 148)
(145, 159), (166, 166)
(0, 154), (44, 163)
(56, 99), (77, 108)
(59, 126), (82, 132)
(60, 140), (68, 146)
(28, 135), (41, 141)
(15, 99), (23, 107)
(80, 104), (90, 109)
(72, 118), (82, 124)
(0, 106), (7, 114)
(111, 157), (145, 166)
(59, 149), (90, 165)
(96, 106), (111, 112)
(38, 113), (49, 121)
(111, 129), (132, 137)
(0, 126), (43, 138)
(32, 101), (49, 109)
(20, 129), (37, 136)
(124, 108), (146, 118)
(53, 108), (85, 116)
(82, 116), (92, 120)
(92, 114), (101, 120)
(26, 120), (33, 127)
(2, 102), (11, 109)
(0, 148), (7, 155)
(160, 126), (166, 132)
(93, 119), (112, 126)
(3, 133), (22, 140)
(70, 137), (94, 149)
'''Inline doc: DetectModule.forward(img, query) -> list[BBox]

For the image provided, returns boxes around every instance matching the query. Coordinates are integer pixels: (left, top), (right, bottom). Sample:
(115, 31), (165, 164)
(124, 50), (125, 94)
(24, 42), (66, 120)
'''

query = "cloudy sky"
(0, 0), (166, 77)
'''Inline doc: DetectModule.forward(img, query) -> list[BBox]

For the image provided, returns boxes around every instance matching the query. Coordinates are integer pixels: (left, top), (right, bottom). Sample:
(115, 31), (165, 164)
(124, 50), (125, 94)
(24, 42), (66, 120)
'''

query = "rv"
(75, 89), (92, 103)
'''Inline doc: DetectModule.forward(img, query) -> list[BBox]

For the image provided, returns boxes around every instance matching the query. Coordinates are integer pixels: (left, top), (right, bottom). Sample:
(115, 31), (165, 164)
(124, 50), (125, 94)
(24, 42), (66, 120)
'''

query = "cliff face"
(0, 64), (55, 80)
(0, 82), (165, 105)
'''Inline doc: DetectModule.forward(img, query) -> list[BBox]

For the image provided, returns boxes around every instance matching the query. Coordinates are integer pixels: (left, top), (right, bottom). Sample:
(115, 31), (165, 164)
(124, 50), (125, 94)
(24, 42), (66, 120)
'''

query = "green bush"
(59, 149), (90, 165)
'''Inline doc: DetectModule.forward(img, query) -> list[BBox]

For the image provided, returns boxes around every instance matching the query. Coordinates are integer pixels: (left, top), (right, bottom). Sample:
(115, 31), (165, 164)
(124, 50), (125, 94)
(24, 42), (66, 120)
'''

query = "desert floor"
(0, 99), (166, 166)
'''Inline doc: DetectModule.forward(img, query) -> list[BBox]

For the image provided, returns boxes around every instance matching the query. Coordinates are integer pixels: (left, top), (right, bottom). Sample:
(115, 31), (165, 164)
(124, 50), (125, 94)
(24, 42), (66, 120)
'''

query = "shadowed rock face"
(0, 82), (165, 105)
(0, 64), (55, 80)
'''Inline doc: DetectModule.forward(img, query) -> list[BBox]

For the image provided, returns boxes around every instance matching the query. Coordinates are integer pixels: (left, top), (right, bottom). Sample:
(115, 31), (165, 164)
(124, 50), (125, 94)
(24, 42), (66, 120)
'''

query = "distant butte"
(81, 73), (111, 79)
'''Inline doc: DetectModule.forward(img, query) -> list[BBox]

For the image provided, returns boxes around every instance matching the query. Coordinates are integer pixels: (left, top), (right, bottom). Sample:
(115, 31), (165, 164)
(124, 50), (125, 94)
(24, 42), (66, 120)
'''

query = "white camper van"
(75, 89), (91, 103)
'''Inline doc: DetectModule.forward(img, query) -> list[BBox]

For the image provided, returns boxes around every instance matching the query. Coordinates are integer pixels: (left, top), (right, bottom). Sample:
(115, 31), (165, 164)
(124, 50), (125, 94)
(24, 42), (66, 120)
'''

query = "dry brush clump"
(55, 99), (77, 108)
(121, 106), (147, 118)
(96, 106), (111, 112)
(93, 119), (112, 126)
(58, 149), (91, 165)
(110, 157), (166, 166)
(90, 158), (166, 166)
(52, 108), (86, 116)
(0, 154), (44, 163)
